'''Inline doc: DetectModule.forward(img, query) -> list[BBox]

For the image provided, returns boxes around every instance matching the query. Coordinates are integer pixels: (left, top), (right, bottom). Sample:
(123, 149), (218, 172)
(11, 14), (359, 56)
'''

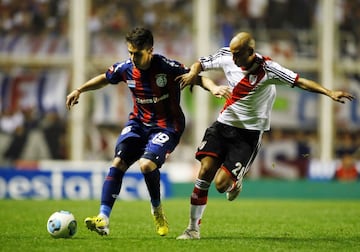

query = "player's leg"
(215, 166), (243, 201)
(217, 128), (262, 201)
(85, 121), (145, 236)
(138, 157), (168, 236)
(140, 130), (182, 236)
(177, 122), (224, 240)
(177, 156), (221, 240)
(84, 156), (127, 235)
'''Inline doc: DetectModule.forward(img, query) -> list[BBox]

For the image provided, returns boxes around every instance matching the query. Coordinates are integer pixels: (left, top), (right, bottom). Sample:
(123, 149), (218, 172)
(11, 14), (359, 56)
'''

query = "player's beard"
(241, 59), (255, 71)
(133, 61), (144, 70)
(133, 59), (151, 70)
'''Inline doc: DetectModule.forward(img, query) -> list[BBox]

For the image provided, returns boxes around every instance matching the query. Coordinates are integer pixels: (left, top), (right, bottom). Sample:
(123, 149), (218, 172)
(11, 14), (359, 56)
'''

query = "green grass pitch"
(1, 199), (360, 252)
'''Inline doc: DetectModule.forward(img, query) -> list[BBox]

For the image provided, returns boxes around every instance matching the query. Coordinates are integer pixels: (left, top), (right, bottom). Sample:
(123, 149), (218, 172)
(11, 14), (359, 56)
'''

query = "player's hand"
(65, 89), (81, 110)
(176, 72), (198, 90)
(329, 90), (355, 103)
(210, 86), (232, 99)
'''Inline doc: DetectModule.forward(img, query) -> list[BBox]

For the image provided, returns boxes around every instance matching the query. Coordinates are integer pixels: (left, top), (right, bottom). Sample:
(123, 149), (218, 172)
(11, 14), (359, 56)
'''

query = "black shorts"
(195, 121), (262, 180)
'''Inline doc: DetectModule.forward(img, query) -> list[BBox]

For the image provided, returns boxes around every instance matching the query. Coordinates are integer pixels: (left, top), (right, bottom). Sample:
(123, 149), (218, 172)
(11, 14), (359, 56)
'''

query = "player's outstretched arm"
(295, 77), (355, 103)
(66, 73), (109, 110)
(176, 61), (203, 90)
(201, 76), (231, 99)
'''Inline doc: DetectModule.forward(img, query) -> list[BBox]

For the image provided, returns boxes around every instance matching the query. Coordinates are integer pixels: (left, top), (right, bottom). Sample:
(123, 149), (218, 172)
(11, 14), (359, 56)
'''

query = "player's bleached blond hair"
(230, 32), (255, 52)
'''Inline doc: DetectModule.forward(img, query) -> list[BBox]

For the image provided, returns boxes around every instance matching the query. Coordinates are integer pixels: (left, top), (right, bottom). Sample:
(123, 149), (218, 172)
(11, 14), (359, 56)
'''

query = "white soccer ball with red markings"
(47, 210), (77, 238)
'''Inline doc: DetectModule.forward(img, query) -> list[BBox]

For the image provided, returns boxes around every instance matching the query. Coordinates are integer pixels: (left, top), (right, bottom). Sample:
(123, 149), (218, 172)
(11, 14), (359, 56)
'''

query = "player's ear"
(148, 47), (154, 54)
(248, 47), (254, 56)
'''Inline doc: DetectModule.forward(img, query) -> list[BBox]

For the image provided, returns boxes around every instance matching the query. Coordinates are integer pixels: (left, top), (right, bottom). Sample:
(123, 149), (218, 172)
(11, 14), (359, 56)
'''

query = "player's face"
(127, 43), (153, 70)
(231, 46), (254, 69)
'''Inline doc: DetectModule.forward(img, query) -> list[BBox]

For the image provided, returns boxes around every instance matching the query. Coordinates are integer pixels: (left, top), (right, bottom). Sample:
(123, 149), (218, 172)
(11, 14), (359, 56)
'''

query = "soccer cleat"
(176, 228), (200, 240)
(226, 177), (243, 201)
(84, 215), (109, 236)
(152, 205), (169, 236)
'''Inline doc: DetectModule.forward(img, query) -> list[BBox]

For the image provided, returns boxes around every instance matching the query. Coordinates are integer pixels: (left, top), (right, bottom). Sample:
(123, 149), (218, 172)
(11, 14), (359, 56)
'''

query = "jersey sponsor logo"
(155, 74), (167, 87)
(135, 93), (169, 104)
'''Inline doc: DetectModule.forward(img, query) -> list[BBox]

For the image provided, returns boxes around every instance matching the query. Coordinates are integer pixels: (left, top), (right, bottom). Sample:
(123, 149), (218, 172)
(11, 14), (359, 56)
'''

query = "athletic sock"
(189, 178), (210, 230)
(100, 167), (124, 218)
(143, 169), (161, 208)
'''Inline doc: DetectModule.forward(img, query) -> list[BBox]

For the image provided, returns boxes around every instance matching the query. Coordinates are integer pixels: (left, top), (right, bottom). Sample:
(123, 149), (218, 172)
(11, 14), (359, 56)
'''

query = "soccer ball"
(47, 210), (77, 238)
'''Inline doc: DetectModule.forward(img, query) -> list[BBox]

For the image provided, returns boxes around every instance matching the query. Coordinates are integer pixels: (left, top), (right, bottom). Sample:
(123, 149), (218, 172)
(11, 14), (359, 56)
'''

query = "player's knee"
(214, 177), (230, 193)
(198, 156), (220, 180)
(214, 169), (233, 193)
(139, 158), (157, 173)
(112, 157), (128, 172)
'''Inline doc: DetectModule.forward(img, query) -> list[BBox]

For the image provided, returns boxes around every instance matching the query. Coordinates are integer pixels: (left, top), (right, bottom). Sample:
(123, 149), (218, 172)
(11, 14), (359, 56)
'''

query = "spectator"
(335, 132), (359, 181)
(335, 154), (358, 181)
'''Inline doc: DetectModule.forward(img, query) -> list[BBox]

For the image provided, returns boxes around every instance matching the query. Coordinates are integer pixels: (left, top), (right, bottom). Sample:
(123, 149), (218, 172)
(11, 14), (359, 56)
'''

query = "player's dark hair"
(126, 27), (154, 50)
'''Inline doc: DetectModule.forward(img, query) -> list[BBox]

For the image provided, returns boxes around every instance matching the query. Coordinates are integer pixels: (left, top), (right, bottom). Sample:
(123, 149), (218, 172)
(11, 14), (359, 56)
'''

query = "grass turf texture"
(1, 199), (360, 252)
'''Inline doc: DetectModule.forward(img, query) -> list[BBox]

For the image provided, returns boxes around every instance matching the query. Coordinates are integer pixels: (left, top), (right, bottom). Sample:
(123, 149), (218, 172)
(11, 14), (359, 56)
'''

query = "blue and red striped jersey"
(105, 54), (188, 133)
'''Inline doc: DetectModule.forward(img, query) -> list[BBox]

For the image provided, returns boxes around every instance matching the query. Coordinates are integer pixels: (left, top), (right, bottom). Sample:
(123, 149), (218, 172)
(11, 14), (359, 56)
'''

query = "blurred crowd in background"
(2, 0), (360, 58)
(0, 0), (359, 180)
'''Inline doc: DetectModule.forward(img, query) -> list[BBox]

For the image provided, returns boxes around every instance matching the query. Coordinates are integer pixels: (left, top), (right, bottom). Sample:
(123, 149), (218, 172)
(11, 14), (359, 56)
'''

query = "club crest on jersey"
(249, 75), (257, 85)
(155, 74), (167, 87)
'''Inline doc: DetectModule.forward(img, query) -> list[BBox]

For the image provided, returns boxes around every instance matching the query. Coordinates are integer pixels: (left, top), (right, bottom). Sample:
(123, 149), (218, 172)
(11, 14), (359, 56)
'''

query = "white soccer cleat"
(226, 177), (243, 201)
(176, 228), (200, 240)
(84, 215), (109, 236)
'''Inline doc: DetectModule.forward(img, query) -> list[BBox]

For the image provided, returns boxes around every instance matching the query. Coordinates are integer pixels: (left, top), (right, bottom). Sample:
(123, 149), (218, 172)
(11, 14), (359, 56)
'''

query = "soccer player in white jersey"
(176, 32), (354, 240)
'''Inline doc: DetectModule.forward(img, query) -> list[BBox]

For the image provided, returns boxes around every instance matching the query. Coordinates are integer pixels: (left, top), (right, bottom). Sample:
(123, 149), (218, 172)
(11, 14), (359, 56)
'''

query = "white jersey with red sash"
(199, 47), (299, 131)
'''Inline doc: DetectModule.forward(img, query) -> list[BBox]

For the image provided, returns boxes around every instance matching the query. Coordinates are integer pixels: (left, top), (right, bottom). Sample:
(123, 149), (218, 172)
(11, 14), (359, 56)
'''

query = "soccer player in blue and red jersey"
(66, 27), (192, 237)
